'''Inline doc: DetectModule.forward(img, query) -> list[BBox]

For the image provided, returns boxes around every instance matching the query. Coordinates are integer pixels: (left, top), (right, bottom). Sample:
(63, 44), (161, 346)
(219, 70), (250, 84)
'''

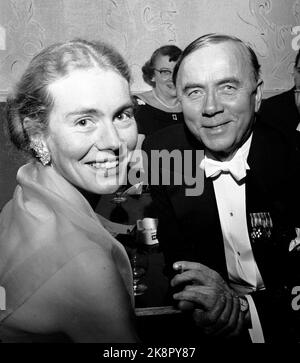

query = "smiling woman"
(0, 39), (139, 342)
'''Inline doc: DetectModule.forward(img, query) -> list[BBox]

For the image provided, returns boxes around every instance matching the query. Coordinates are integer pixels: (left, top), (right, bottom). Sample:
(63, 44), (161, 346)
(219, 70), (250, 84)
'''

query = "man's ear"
(254, 79), (264, 113)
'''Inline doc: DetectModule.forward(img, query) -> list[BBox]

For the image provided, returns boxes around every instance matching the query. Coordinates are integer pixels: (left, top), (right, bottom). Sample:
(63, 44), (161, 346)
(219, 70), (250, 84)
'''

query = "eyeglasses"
(154, 68), (173, 80)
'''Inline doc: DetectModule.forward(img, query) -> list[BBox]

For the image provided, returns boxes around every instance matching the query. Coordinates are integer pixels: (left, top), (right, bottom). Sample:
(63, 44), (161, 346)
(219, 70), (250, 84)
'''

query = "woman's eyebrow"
(65, 102), (134, 119)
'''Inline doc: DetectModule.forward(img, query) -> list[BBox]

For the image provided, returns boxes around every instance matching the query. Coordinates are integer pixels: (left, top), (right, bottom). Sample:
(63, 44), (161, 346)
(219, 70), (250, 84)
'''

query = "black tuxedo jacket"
(259, 88), (299, 132)
(259, 88), (300, 150)
(143, 120), (300, 343)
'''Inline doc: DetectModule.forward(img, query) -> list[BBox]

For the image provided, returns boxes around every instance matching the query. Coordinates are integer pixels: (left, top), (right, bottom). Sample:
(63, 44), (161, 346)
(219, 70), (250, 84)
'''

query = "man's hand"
(171, 261), (245, 337)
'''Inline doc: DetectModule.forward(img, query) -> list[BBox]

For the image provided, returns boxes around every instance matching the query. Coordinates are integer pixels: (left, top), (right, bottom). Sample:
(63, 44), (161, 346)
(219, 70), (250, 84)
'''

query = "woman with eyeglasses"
(134, 45), (183, 137)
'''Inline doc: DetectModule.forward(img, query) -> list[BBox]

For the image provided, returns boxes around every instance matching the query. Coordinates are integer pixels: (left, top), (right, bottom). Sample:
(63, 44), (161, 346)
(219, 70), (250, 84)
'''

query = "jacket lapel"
(245, 121), (294, 288)
(167, 127), (228, 278)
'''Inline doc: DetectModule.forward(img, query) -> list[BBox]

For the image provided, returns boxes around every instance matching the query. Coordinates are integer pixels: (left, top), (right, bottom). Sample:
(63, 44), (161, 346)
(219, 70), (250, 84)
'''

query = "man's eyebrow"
(113, 102), (134, 116)
(182, 83), (203, 93)
(65, 108), (101, 118)
(217, 77), (241, 86)
(182, 78), (241, 93)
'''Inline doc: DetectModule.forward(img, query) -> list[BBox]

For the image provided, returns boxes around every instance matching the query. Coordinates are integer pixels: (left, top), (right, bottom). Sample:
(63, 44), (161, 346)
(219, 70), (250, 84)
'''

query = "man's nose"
(202, 90), (223, 116)
(95, 122), (121, 151)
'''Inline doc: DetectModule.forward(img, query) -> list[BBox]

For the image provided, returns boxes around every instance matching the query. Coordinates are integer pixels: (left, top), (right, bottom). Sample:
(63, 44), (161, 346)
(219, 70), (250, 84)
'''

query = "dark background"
(0, 102), (27, 210)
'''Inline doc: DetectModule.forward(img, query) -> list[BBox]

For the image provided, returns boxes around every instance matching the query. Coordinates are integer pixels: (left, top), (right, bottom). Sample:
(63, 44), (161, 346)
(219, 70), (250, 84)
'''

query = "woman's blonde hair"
(6, 39), (131, 158)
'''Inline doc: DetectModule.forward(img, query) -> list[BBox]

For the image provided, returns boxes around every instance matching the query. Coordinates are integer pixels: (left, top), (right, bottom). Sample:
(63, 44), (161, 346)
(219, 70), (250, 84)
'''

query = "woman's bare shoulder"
(5, 247), (137, 342)
(48, 248), (137, 341)
(44, 247), (127, 305)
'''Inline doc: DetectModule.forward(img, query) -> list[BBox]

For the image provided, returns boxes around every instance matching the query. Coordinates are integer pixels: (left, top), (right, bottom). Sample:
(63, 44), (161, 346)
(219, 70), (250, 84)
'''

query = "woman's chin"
(95, 181), (125, 195)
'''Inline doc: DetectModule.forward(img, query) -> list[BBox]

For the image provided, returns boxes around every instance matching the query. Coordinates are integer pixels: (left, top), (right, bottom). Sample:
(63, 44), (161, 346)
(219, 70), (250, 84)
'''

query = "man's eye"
(161, 70), (172, 76)
(187, 89), (203, 97)
(115, 111), (133, 122)
(220, 84), (236, 94)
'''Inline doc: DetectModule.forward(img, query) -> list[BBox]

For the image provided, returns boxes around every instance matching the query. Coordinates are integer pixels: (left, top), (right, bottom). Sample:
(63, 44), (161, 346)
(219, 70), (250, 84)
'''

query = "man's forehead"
(177, 42), (252, 82)
(185, 42), (246, 65)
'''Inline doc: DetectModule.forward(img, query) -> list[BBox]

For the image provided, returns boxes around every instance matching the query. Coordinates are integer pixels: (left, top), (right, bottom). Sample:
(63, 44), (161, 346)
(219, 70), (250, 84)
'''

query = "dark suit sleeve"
(249, 281), (300, 342)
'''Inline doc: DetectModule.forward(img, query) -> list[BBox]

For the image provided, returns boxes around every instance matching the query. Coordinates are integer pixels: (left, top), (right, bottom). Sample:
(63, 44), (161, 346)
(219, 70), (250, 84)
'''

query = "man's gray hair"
(173, 33), (261, 85)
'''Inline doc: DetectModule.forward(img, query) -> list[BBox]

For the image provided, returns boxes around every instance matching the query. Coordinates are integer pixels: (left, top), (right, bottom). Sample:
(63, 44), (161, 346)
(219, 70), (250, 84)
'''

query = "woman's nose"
(95, 122), (121, 151)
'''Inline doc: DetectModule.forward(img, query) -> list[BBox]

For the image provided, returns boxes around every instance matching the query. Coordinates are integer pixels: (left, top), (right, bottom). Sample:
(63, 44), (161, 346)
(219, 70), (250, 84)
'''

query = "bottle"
(136, 217), (160, 254)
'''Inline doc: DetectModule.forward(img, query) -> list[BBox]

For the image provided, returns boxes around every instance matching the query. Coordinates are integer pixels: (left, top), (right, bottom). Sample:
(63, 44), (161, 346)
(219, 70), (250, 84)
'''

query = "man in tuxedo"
(259, 49), (300, 148)
(143, 34), (300, 342)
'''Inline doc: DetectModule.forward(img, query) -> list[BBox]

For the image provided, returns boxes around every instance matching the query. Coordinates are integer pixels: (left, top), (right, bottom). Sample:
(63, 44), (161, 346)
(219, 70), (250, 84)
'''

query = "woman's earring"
(30, 140), (51, 166)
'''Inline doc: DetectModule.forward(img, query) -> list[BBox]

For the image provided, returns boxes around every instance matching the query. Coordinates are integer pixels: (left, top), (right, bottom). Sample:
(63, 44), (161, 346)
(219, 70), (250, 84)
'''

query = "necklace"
(152, 89), (179, 109)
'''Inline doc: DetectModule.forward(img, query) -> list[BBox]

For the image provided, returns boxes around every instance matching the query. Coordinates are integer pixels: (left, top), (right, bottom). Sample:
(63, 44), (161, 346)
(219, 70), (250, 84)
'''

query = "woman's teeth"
(90, 160), (119, 169)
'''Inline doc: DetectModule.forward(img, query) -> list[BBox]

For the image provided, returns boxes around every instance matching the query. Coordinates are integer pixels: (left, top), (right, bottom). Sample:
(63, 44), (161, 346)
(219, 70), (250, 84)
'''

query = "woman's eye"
(161, 70), (172, 77)
(76, 118), (92, 126)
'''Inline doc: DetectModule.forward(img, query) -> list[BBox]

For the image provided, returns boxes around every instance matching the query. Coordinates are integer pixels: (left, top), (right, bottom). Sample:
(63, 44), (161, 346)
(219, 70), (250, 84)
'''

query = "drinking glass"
(110, 188), (129, 224)
(127, 245), (148, 296)
(111, 184), (150, 296)
(114, 215), (148, 296)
